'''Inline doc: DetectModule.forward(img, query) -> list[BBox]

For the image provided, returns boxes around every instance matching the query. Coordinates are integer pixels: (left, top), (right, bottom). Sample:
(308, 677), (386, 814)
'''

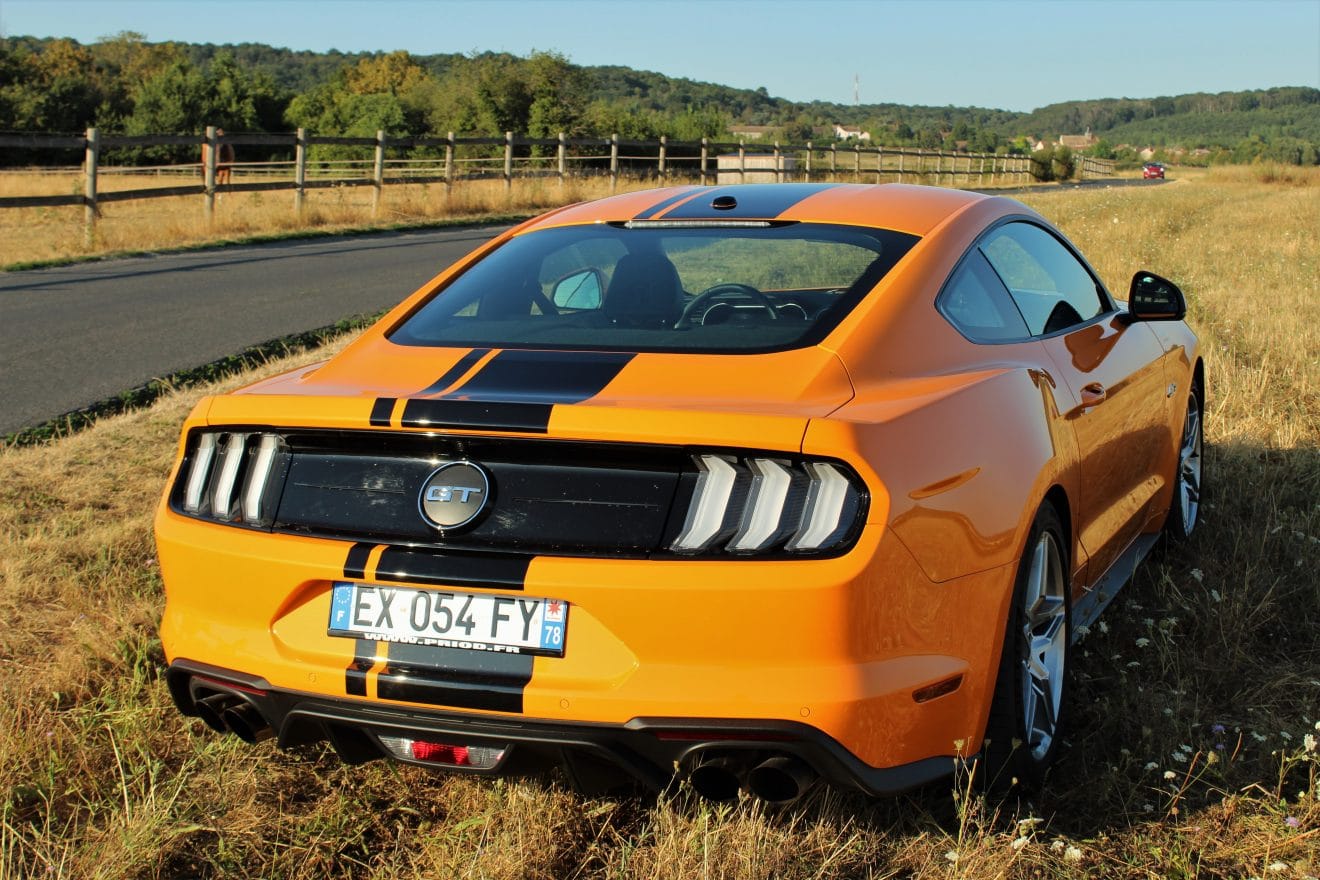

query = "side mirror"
(1127, 271), (1186, 321)
(551, 269), (603, 310)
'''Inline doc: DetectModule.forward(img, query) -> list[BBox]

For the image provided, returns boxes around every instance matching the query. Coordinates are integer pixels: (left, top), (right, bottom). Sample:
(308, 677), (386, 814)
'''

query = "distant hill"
(2, 35), (1316, 165)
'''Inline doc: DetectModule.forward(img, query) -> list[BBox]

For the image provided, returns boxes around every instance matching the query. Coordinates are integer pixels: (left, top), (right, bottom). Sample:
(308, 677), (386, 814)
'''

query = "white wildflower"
(1282, 731), (1293, 741)
(1064, 845), (1083, 863)
(1304, 733), (1316, 752)
(1075, 624), (1090, 639)
(1143, 618), (1155, 627)
(1190, 569), (1203, 582)
(1164, 770), (1178, 780)
(1267, 861), (1287, 873)
(1136, 637), (1151, 648)
(1211, 589), (1222, 603)
(1142, 803), (1154, 812)
(1144, 762), (1159, 771)
(1098, 620), (1109, 634)
(1171, 751), (1189, 763)
(1179, 743), (1193, 753)
(1252, 731), (1268, 742)
(1011, 835), (1030, 851)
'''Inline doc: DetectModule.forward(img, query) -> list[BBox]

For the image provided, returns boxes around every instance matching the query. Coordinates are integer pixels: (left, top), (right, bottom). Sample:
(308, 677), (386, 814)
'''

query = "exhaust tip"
(688, 757), (743, 802)
(222, 703), (274, 744)
(747, 756), (816, 804)
(194, 694), (238, 734)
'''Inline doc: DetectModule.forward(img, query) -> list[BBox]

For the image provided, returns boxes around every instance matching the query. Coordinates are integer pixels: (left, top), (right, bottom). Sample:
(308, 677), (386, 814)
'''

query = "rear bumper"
(167, 658), (958, 796)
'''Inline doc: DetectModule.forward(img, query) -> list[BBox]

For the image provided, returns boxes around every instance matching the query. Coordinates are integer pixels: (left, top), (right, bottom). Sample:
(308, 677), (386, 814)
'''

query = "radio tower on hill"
(853, 73), (860, 106)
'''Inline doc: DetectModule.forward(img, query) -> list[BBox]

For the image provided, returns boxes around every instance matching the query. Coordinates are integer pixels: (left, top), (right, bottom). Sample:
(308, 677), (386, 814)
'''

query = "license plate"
(328, 582), (567, 656)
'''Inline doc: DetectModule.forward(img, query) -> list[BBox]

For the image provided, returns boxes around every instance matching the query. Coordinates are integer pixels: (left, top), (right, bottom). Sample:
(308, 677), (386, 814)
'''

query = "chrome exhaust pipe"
(194, 694), (239, 733)
(221, 702), (274, 744)
(688, 756), (743, 802)
(747, 756), (816, 804)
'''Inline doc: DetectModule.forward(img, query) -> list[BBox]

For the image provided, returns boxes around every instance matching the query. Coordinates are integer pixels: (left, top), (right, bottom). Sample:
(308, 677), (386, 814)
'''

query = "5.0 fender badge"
(418, 461), (491, 531)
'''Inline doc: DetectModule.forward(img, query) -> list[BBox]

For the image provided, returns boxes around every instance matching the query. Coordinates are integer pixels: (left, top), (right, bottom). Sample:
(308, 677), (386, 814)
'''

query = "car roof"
(524, 183), (998, 237)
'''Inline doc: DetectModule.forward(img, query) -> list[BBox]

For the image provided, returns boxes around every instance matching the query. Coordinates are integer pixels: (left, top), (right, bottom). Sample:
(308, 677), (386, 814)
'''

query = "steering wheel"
(678, 283), (779, 327)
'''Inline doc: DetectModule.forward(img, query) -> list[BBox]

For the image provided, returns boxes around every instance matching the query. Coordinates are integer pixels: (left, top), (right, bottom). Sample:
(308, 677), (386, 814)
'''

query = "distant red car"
(1143, 163), (1166, 179)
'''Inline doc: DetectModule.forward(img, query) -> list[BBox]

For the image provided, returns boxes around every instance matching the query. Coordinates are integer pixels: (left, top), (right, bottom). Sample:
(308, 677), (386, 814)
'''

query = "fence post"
(557, 132), (567, 187)
(610, 133), (619, 191)
(805, 140), (812, 182)
(82, 126), (99, 247)
(876, 145), (883, 183)
(372, 130), (386, 217)
(830, 143), (837, 180)
(700, 137), (708, 185)
(503, 131), (513, 194)
(444, 131), (455, 198)
(658, 135), (667, 180)
(898, 148), (905, 183)
(738, 140), (746, 183)
(853, 143), (860, 182)
(772, 141), (780, 182)
(294, 128), (307, 217)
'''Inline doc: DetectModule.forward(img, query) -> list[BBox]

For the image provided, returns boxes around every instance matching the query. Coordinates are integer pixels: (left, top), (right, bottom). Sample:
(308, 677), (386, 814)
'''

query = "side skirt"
(1070, 533), (1159, 641)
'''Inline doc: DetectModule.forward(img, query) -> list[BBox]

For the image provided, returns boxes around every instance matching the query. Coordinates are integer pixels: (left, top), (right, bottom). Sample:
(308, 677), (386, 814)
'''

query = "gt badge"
(418, 461), (491, 531)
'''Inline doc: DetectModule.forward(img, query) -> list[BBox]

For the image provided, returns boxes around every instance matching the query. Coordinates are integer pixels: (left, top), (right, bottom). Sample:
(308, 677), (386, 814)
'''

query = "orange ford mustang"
(156, 183), (1204, 802)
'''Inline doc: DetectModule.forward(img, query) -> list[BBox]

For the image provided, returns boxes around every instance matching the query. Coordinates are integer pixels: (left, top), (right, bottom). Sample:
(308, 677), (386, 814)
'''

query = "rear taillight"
(377, 735), (507, 769)
(177, 430), (287, 527)
(671, 453), (865, 556)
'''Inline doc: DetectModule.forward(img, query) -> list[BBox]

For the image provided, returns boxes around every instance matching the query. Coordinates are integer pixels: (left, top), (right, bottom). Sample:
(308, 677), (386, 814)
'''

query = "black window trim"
(936, 214), (1120, 346)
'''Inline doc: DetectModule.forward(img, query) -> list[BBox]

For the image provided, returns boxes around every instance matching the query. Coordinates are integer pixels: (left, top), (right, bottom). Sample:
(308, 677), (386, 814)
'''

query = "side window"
(980, 223), (1107, 336)
(937, 250), (1030, 341)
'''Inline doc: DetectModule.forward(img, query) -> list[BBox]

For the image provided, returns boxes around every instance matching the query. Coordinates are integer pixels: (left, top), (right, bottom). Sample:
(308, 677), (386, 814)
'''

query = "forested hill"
(2, 34), (1317, 164)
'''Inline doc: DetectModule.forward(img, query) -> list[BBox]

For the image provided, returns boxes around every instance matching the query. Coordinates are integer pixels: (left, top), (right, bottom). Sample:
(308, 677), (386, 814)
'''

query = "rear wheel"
(1165, 387), (1203, 540)
(982, 504), (1070, 791)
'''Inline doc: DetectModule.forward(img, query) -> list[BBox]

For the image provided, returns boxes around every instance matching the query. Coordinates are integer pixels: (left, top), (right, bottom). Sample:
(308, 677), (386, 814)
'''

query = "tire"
(1164, 386), (1203, 540)
(981, 504), (1070, 792)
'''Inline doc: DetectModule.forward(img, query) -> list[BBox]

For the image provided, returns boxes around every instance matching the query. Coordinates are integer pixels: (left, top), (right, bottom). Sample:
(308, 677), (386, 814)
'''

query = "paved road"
(0, 225), (509, 436)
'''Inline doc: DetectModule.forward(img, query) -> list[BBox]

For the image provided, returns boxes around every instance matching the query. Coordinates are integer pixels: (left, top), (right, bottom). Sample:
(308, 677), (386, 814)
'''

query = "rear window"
(389, 222), (919, 353)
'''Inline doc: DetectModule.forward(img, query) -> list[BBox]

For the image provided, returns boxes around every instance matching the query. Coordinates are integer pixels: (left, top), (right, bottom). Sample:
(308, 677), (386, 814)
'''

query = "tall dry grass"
(0, 173), (654, 267)
(0, 169), (1317, 878)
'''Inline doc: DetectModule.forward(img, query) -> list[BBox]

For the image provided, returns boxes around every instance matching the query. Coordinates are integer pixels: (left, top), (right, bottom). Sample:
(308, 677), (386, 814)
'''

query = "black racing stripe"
(343, 542), (374, 580)
(661, 182), (834, 219)
(369, 398), (395, 427)
(633, 188), (701, 220)
(400, 399), (552, 433)
(376, 642), (532, 713)
(444, 350), (635, 405)
(345, 638), (373, 696)
(375, 547), (530, 591)
(415, 348), (492, 396)
(342, 543), (378, 695)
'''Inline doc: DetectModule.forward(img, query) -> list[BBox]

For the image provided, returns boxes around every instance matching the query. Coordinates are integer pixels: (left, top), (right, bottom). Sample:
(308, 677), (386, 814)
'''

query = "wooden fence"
(0, 127), (1113, 243)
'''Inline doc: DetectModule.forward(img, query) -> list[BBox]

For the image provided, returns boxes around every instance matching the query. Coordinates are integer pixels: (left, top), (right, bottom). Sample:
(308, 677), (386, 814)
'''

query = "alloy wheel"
(1020, 531), (1067, 762)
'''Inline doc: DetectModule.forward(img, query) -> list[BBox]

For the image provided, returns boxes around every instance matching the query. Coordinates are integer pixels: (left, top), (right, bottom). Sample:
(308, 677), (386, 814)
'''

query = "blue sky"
(1, 0), (1317, 111)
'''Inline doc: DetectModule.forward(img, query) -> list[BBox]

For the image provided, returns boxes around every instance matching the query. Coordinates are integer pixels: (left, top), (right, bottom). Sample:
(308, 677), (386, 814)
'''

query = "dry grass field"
(0, 167), (1317, 878)
(0, 173), (646, 268)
